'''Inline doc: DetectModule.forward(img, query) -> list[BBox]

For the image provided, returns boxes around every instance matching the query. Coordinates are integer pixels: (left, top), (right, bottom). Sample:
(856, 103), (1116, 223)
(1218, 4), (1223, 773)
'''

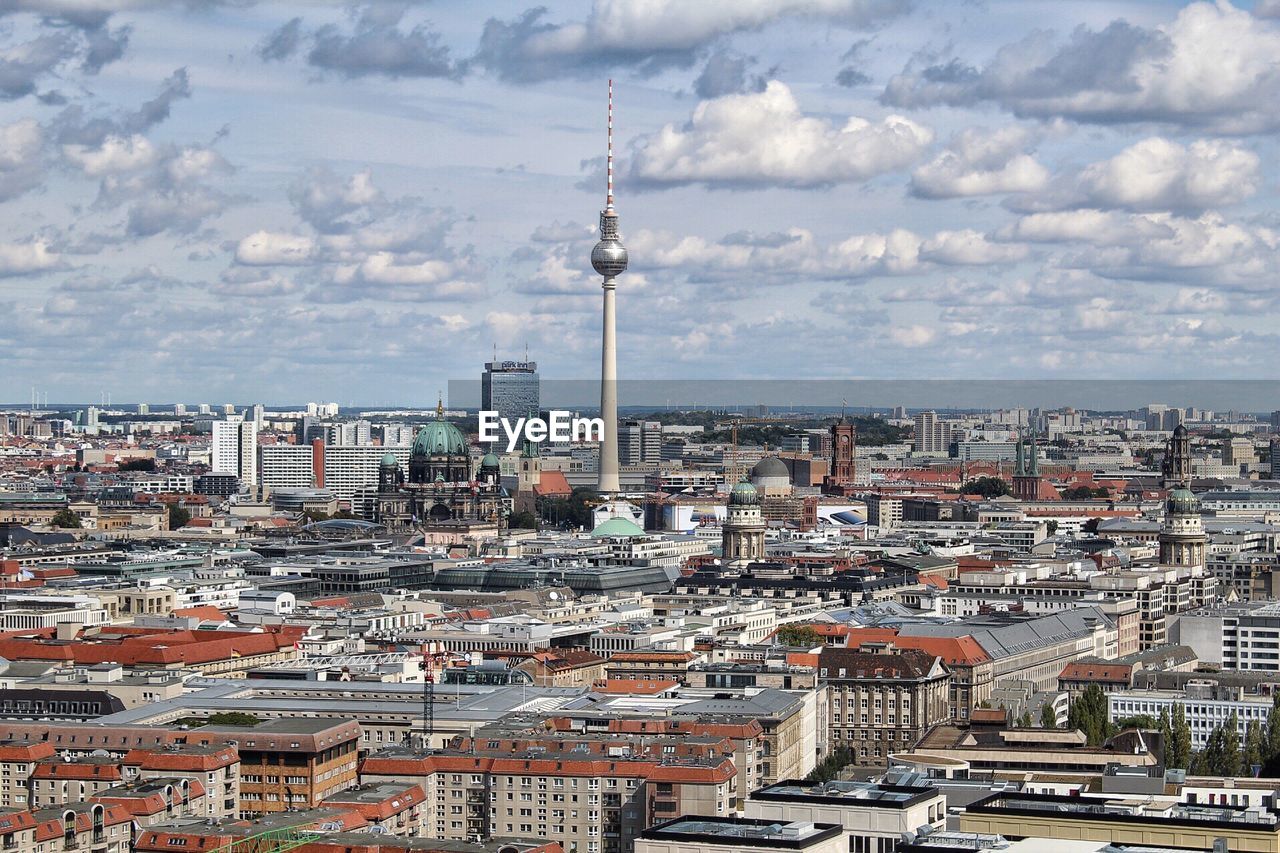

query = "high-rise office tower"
(619, 420), (661, 465)
(481, 359), (540, 424)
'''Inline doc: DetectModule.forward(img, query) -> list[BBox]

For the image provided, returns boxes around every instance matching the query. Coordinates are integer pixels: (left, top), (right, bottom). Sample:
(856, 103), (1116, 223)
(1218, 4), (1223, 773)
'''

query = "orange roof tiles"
(532, 470), (572, 497)
(172, 606), (227, 621)
(1059, 662), (1133, 683)
(123, 747), (238, 772)
(32, 763), (122, 781)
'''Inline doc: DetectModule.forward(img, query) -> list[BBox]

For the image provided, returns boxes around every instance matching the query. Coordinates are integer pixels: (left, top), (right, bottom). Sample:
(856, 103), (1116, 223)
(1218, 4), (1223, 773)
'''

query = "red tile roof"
(532, 470), (572, 497)
(32, 762), (122, 781)
(171, 606), (227, 621)
(123, 747), (238, 772)
(1059, 662), (1133, 683)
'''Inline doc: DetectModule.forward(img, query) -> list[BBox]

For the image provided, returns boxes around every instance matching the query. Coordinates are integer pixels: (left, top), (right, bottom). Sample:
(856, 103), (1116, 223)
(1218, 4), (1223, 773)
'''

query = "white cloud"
(235, 231), (316, 266)
(631, 81), (932, 189)
(1076, 137), (1260, 211)
(0, 240), (59, 276)
(628, 224), (1024, 281)
(889, 324), (937, 347)
(919, 230), (1030, 265)
(911, 126), (1049, 198)
(883, 1), (1280, 133)
(0, 119), (44, 201)
(476, 0), (907, 81)
(62, 134), (157, 176)
(1008, 209), (1280, 288)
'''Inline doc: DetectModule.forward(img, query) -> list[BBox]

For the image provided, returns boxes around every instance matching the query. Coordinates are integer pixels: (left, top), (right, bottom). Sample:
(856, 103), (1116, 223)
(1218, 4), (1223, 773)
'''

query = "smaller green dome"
(590, 517), (646, 538)
(380, 452), (398, 467)
(480, 452), (500, 469)
(729, 478), (759, 506)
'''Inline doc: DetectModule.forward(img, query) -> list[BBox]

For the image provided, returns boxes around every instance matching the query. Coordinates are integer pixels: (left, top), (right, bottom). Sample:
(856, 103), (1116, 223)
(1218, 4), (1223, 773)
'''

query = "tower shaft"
(599, 279), (619, 492)
(591, 79), (627, 496)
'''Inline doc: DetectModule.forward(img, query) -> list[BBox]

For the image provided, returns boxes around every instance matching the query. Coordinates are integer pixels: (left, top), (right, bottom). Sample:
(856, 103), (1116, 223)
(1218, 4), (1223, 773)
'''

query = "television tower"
(591, 79), (627, 494)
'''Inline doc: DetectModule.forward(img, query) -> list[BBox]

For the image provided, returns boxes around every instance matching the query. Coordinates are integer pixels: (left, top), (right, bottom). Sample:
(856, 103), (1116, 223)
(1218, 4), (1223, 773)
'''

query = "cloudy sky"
(2, 0), (1280, 406)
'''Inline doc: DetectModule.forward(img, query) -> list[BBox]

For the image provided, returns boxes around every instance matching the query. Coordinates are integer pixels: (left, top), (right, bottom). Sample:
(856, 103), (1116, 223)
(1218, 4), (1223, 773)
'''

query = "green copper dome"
(480, 452), (500, 469)
(411, 419), (468, 456)
(380, 452), (398, 467)
(1167, 487), (1200, 515)
(729, 478), (759, 506)
(590, 517), (646, 538)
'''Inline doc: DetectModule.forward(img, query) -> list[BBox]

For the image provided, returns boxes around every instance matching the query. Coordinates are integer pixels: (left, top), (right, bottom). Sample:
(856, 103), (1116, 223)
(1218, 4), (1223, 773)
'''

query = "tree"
(168, 504), (191, 530)
(1045, 520), (1059, 535)
(1041, 703), (1058, 729)
(1159, 708), (1173, 767)
(1082, 517), (1102, 534)
(804, 747), (853, 783)
(49, 508), (81, 529)
(508, 510), (538, 530)
(775, 625), (824, 647)
(1168, 703), (1192, 771)
(1222, 712), (1242, 776)
(1016, 710), (1033, 728)
(333, 509), (355, 519)
(1115, 714), (1159, 731)
(1244, 719), (1265, 775)
(302, 509), (330, 523)
(1063, 485), (1109, 500)
(177, 711), (261, 728)
(1067, 684), (1115, 746)
(536, 487), (599, 530)
(1196, 713), (1242, 777)
(961, 476), (1011, 498)
(1266, 694), (1280, 762)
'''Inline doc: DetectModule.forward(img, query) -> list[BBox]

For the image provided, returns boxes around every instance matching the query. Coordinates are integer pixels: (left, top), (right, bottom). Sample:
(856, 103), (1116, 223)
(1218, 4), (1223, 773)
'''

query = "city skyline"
(3, 1), (1280, 401)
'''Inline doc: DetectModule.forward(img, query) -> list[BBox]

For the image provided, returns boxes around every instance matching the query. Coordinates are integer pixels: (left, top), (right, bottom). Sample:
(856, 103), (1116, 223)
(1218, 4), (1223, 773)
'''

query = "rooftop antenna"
(606, 78), (614, 211)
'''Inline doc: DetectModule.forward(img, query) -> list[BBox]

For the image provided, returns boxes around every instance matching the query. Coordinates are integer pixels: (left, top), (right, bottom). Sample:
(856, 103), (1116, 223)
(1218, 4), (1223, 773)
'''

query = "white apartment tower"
(211, 415), (259, 492)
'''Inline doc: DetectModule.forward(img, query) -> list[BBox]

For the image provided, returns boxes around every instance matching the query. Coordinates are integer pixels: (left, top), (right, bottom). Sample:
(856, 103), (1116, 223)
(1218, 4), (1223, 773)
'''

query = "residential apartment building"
(360, 739), (737, 853)
(122, 744), (240, 818)
(210, 416), (258, 492)
(0, 742), (54, 808)
(912, 412), (950, 455)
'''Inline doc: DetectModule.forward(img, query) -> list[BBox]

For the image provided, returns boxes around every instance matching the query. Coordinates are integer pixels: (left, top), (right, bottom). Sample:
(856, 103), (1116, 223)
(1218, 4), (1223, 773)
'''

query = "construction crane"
(207, 826), (317, 853)
(420, 649), (449, 750)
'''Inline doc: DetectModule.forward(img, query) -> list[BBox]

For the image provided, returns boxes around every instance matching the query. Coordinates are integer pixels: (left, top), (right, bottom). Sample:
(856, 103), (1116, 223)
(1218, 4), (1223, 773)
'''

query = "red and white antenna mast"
(606, 78), (614, 210)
